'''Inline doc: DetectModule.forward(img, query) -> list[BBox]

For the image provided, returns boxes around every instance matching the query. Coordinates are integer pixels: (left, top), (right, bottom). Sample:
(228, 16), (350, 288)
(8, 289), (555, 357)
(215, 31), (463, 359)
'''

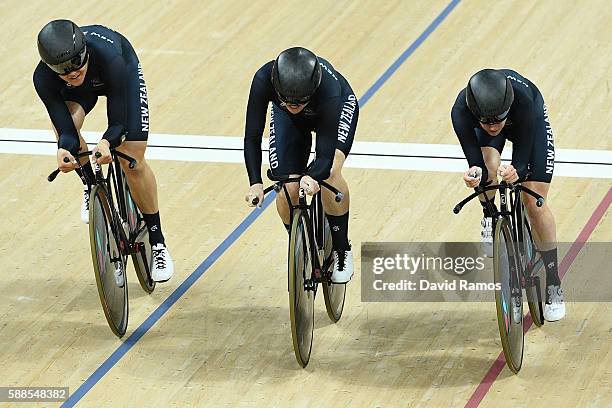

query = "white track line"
(1, 128), (610, 179)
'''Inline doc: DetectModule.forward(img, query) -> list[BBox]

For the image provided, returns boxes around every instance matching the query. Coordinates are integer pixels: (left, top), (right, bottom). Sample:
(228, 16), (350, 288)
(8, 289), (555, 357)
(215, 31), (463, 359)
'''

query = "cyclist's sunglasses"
(277, 92), (311, 106)
(47, 46), (88, 75)
(477, 108), (510, 125)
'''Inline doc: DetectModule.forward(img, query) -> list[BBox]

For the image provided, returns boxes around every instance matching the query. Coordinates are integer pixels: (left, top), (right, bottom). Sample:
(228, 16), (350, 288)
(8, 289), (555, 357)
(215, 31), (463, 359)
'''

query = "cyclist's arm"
(103, 55), (128, 148)
(451, 106), (489, 184)
(306, 98), (340, 181)
(244, 68), (272, 185)
(33, 63), (81, 155)
(510, 99), (536, 181)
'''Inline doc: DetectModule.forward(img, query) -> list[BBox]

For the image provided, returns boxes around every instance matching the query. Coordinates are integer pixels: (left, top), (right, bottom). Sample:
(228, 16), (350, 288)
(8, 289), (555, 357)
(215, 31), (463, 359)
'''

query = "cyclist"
(451, 68), (564, 321)
(34, 19), (173, 282)
(244, 47), (359, 283)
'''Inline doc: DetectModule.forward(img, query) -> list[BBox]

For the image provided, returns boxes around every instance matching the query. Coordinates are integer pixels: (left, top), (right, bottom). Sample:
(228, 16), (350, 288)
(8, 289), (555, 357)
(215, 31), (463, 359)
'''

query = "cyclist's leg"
(115, 60), (160, 236)
(522, 98), (556, 250)
(269, 104), (310, 230)
(322, 93), (358, 283)
(117, 59), (172, 281)
(321, 93), (358, 250)
(523, 98), (563, 320)
(117, 141), (157, 214)
(276, 178), (300, 230)
(481, 147), (501, 183)
(522, 104), (557, 255)
(115, 59), (155, 211)
(523, 96), (557, 251)
(322, 150), (350, 215)
(522, 181), (554, 248)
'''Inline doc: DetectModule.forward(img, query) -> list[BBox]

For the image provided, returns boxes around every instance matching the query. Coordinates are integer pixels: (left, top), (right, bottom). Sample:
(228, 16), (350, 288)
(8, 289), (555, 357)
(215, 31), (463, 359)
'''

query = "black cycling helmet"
(271, 47), (322, 105)
(37, 19), (88, 75)
(466, 69), (514, 124)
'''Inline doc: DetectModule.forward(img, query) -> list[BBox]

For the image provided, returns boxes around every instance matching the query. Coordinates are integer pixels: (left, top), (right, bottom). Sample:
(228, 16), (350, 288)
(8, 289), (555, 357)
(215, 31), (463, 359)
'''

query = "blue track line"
(63, 194), (276, 407)
(62, 1), (461, 405)
(359, 0), (462, 106)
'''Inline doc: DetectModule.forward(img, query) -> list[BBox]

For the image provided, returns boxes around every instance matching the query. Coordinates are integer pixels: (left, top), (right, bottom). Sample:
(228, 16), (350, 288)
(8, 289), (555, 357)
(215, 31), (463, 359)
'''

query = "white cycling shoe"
(481, 217), (493, 258)
(151, 243), (174, 282)
(81, 186), (90, 224)
(544, 285), (566, 322)
(114, 264), (125, 287)
(331, 246), (354, 284)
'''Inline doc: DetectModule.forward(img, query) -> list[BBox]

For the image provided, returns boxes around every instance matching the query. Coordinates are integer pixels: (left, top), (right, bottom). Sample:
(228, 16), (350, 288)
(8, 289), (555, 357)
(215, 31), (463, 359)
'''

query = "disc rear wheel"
(322, 217), (346, 322)
(123, 176), (155, 294)
(520, 216), (544, 327)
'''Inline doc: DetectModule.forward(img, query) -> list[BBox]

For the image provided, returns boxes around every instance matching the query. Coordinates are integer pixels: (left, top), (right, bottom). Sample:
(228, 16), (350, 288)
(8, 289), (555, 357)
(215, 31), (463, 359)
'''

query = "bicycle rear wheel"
(122, 176), (155, 294)
(322, 217), (346, 322)
(89, 185), (129, 337)
(493, 217), (524, 373)
(288, 210), (315, 368)
(520, 218), (544, 327)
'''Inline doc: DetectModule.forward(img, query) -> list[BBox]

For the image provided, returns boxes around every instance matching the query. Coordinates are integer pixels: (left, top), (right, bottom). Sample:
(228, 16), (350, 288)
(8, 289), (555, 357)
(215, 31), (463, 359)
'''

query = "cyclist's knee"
(119, 156), (147, 178)
(280, 183), (299, 201)
(118, 141), (147, 176)
(274, 174), (299, 205)
(524, 194), (546, 216)
(117, 141), (146, 159)
(275, 190), (296, 213)
(523, 182), (550, 215)
(486, 161), (500, 179)
(481, 147), (501, 181)
(65, 102), (86, 131)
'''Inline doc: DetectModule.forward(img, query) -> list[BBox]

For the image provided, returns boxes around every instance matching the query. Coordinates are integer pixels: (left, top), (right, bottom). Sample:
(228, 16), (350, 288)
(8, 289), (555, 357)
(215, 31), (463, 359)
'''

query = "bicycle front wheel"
(89, 185), (129, 337)
(288, 210), (315, 368)
(493, 217), (524, 373)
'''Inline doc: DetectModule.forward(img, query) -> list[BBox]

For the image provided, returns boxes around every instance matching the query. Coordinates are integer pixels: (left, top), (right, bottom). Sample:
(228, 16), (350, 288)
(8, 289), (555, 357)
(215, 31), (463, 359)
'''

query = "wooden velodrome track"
(0, 0), (610, 407)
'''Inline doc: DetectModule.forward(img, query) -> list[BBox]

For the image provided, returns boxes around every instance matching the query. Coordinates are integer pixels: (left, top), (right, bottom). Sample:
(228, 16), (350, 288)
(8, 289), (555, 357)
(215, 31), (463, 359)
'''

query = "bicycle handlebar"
(452, 182), (544, 214)
(47, 149), (137, 183)
(250, 169), (344, 206)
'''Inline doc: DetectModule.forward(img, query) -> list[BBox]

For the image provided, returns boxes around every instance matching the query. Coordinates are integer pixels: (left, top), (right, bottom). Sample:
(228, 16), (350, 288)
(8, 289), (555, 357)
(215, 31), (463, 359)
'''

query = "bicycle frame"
(47, 147), (154, 336)
(48, 149), (140, 254)
(262, 170), (343, 289)
(453, 181), (545, 281)
(454, 182), (543, 230)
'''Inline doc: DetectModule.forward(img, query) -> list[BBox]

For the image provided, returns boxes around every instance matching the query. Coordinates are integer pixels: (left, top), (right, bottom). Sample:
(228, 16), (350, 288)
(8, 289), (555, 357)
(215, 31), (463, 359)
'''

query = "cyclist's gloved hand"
(245, 183), (264, 208)
(463, 166), (482, 188)
(300, 175), (320, 196)
(57, 148), (77, 173)
(93, 139), (112, 165)
(498, 164), (518, 183)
